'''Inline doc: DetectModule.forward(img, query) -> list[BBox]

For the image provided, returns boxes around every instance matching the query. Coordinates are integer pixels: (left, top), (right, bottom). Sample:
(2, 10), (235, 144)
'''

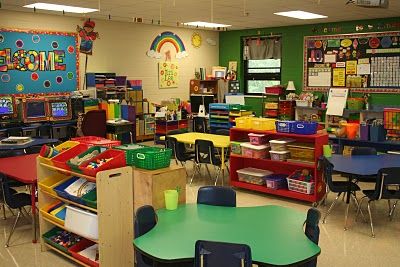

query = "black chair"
(193, 117), (208, 133)
(194, 240), (252, 267)
(2, 177), (32, 247)
(134, 205), (157, 267)
(356, 167), (400, 237)
(0, 176), (17, 220)
(197, 186), (236, 207)
(191, 140), (229, 185)
(302, 208), (321, 267)
(321, 157), (362, 230)
(351, 147), (377, 183)
(166, 136), (195, 176)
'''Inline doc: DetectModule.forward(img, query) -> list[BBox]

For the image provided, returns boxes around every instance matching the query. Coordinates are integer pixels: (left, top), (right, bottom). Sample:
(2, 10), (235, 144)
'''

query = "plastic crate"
(65, 206), (98, 240)
(384, 108), (400, 130)
(40, 201), (66, 226)
(251, 118), (276, 131)
(265, 86), (284, 95)
(51, 144), (89, 170)
(79, 149), (126, 176)
(287, 177), (314, 195)
(69, 239), (99, 267)
(71, 136), (121, 148)
(248, 133), (268, 145)
(275, 121), (295, 133)
(132, 147), (172, 170)
(287, 143), (315, 162)
(53, 176), (88, 204)
(38, 141), (80, 165)
(264, 174), (288, 189)
(237, 167), (273, 185)
(43, 227), (82, 255)
(114, 144), (146, 165)
(81, 189), (97, 209)
(269, 150), (290, 161)
(235, 117), (252, 129)
(66, 146), (108, 173)
(38, 175), (71, 197)
(292, 121), (318, 135)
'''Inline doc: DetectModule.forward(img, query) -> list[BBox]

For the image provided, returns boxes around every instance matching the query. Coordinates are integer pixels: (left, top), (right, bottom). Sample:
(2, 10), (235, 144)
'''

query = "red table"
(0, 153), (38, 243)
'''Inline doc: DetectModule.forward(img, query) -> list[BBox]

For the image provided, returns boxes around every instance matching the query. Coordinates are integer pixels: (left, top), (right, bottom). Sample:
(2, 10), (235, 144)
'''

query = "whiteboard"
(326, 88), (349, 116)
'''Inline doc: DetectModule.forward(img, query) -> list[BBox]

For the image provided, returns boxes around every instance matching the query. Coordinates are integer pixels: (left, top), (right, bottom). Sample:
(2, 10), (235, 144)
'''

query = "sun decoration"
(191, 32), (202, 48)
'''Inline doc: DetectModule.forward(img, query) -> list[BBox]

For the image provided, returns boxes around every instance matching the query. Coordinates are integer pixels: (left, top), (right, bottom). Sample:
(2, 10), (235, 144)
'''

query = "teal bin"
(81, 189), (97, 209)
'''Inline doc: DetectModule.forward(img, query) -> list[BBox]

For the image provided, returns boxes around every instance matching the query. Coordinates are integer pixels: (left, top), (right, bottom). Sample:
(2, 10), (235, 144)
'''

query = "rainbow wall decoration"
(147, 31), (188, 59)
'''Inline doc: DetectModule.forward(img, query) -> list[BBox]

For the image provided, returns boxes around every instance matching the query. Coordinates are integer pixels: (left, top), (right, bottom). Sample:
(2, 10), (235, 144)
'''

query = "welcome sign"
(0, 29), (79, 94)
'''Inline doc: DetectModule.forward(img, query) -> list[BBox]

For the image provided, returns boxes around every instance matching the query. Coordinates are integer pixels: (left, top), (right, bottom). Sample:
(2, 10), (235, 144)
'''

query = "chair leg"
(344, 200), (350, 231)
(205, 164), (212, 180)
(1, 203), (6, 220)
(351, 193), (366, 222)
(190, 163), (201, 185)
(323, 192), (341, 223)
(21, 207), (32, 223)
(367, 201), (375, 238)
(214, 167), (221, 186)
(180, 161), (189, 177)
(355, 196), (367, 223)
(5, 209), (22, 247)
(389, 200), (398, 221)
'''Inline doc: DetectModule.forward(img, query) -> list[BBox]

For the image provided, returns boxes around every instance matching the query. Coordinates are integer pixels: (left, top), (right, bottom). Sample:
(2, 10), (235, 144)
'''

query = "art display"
(147, 31), (188, 59)
(0, 28), (78, 94)
(303, 31), (400, 93)
(159, 62), (178, 88)
(76, 19), (99, 55)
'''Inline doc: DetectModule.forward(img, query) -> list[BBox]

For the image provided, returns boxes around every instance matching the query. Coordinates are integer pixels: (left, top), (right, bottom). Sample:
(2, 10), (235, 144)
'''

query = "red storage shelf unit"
(229, 127), (328, 204)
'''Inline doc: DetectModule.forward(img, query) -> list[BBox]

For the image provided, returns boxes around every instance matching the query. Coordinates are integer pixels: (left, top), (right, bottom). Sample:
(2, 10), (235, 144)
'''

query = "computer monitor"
(212, 66), (227, 79)
(190, 95), (214, 114)
(0, 95), (16, 119)
(48, 98), (72, 121)
(22, 98), (48, 123)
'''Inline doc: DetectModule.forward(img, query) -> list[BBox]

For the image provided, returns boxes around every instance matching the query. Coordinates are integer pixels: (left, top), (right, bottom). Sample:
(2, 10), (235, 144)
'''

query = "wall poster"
(0, 28), (79, 94)
(159, 62), (178, 89)
(303, 31), (400, 93)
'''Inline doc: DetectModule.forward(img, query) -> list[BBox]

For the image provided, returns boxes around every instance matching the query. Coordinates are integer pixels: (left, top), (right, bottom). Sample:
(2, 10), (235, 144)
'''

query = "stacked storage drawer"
(209, 103), (230, 133)
(278, 100), (295, 120)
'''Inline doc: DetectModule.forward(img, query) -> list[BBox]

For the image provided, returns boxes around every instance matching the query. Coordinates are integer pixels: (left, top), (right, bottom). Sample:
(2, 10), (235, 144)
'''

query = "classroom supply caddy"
(229, 127), (327, 204)
(79, 149), (126, 176)
(38, 141), (80, 165)
(66, 146), (107, 173)
(286, 170), (315, 195)
(37, 156), (134, 266)
(51, 144), (89, 170)
(132, 147), (172, 170)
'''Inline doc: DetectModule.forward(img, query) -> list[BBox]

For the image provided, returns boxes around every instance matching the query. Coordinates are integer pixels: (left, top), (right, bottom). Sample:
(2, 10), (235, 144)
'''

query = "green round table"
(133, 204), (321, 266)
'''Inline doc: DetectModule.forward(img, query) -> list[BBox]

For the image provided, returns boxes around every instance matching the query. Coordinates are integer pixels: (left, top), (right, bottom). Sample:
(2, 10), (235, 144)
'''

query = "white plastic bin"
(236, 167), (273, 185)
(65, 205), (98, 240)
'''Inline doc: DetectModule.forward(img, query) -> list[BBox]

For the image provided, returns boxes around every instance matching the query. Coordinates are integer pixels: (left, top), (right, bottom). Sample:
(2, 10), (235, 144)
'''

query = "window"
(243, 36), (282, 95)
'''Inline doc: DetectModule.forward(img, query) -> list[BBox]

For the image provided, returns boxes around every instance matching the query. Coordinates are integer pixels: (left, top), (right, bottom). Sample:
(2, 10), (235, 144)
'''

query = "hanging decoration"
(76, 19), (99, 55)
(159, 62), (179, 88)
(191, 32), (202, 48)
(147, 31), (188, 59)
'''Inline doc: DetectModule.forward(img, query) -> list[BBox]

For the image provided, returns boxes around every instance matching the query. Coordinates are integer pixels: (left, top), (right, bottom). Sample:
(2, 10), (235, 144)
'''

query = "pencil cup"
(164, 190), (178, 210)
(323, 145), (332, 157)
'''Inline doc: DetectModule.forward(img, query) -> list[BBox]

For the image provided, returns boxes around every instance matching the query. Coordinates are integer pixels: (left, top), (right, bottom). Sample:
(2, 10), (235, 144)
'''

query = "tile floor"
(1, 161), (399, 267)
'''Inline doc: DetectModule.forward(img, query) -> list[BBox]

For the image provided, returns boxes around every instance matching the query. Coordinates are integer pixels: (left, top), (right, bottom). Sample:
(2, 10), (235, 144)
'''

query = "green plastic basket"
(81, 189), (97, 209)
(42, 227), (80, 255)
(66, 146), (107, 173)
(133, 147), (172, 170)
(114, 144), (146, 165)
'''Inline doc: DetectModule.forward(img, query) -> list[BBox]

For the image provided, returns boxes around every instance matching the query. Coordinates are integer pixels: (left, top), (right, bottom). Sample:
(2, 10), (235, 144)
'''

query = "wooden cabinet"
(190, 79), (218, 95)
(229, 128), (328, 204)
(37, 159), (134, 267)
(133, 165), (186, 212)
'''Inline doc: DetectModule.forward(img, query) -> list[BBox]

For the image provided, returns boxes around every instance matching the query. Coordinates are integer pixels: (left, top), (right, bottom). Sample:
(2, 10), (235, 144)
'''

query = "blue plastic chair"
(134, 205), (157, 267)
(301, 208), (321, 267)
(197, 186), (236, 207)
(194, 240), (252, 267)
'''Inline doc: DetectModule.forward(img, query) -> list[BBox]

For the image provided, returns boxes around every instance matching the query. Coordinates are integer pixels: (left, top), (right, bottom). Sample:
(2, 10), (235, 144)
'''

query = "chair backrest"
(351, 147), (377, 156)
(1, 177), (21, 209)
(166, 136), (188, 162)
(303, 208), (321, 267)
(370, 167), (400, 201)
(81, 110), (107, 138)
(193, 117), (207, 133)
(320, 157), (341, 193)
(195, 139), (219, 165)
(134, 205), (157, 238)
(194, 240), (252, 267)
(197, 186), (236, 207)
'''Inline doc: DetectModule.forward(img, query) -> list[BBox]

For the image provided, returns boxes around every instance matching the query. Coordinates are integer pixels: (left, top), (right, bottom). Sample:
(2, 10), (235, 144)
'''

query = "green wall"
(219, 17), (400, 116)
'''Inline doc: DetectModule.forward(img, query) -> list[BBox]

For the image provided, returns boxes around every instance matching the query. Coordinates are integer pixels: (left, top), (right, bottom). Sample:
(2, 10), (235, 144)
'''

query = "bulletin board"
(0, 28), (79, 94)
(303, 31), (400, 93)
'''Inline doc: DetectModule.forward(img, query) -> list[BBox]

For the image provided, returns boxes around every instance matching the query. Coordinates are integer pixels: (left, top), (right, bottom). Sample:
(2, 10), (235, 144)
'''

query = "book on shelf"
(0, 136), (32, 144)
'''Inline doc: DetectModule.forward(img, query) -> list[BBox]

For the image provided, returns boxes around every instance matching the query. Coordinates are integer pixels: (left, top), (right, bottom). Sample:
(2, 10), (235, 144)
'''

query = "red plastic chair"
(81, 110), (107, 138)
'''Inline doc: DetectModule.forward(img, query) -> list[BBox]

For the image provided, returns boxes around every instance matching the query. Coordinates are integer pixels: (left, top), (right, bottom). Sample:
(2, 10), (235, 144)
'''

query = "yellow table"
(165, 132), (230, 172)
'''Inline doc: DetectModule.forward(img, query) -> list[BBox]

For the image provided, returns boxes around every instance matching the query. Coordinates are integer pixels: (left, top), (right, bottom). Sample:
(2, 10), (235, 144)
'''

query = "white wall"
(0, 10), (219, 104)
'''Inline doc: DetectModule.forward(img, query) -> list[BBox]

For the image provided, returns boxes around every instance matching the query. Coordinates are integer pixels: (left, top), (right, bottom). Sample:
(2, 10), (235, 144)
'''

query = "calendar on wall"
(303, 31), (400, 93)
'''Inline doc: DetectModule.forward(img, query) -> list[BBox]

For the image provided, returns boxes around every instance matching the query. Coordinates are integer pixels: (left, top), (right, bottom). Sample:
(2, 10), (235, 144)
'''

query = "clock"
(191, 32), (202, 48)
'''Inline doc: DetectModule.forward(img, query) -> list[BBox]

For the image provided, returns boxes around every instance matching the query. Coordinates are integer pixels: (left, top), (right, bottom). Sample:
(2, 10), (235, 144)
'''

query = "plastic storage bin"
(286, 143), (315, 162)
(269, 150), (290, 161)
(275, 121), (295, 133)
(292, 121), (318, 135)
(230, 141), (244, 155)
(251, 118), (276, 131)
(38, 175), (71, 196)
(248, 133), (268, 145)
(132, 147), (172, 170)
(69, 239), (99, 267)
(51, 144), (89, 170)
(81, 189), (97, 209)
(39, 141), (80, 165)
(43, 227), (82, 255)
(114, 144), (146, 165)
(287, 178), (314, 194)
(237, 167), (273, 185)
(72, 136), (121, 148)
(264, 174), (288, 189)
(265, 86), (284, 95)
(53, 176), (88, 204)
(65, 205), (98, 240)
(235, 117), (252, 129)
(67, 146), (108, 172)
(79, 149), (126, 176)
(269, 138), (295, 151)
(240, 142), (270, 159)
(40, 201), (66, 226)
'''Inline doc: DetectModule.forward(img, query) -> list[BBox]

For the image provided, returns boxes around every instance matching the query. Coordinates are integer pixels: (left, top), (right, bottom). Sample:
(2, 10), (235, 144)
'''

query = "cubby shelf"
(229, 127), (328, 204)
(39, 189), (97, 213)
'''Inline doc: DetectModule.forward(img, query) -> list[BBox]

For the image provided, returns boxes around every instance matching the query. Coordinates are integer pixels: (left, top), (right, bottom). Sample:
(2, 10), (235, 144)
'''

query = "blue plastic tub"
(292, 121), (318, 135)
(264, 174), (288, 189)
(275, 121), (295, 133)
(53, 176), (85, 204)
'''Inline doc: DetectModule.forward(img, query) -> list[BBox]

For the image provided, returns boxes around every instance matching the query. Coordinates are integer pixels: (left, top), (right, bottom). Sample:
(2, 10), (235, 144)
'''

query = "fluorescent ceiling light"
(183, 21), (231, 28)
(274, 10), (327, 20)
(24, 3), (98, 13)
